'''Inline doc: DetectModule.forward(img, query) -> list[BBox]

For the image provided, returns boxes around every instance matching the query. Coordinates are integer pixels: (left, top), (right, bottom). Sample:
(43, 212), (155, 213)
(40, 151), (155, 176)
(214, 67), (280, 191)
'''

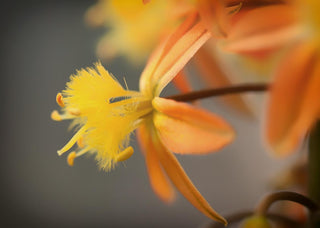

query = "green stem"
(165, 83), (269, 102)
(309, 121), (320, 204)
(308, 121), (320, 227)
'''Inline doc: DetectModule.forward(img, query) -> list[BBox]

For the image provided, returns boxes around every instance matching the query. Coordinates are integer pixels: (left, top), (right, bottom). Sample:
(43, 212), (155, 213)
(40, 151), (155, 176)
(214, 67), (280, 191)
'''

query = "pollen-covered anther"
(77, 136), (85, 148)
(51, 110), (62, 121)
(56, 93), (65, 108)
(67, 147), (89, 166)
(115, 147), (134, 162)
(67, 151), (76, 166)
(68, 108), (81, 116)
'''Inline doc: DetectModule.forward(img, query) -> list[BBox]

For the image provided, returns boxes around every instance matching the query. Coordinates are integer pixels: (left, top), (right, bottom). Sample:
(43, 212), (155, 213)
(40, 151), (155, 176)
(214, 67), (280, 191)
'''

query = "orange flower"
(218, 0), (301, 58)
(52, 14), (234, 224)
(265, 0), (320, 155)
(85, 0), (195, 64)
(265, 42), (320, 155)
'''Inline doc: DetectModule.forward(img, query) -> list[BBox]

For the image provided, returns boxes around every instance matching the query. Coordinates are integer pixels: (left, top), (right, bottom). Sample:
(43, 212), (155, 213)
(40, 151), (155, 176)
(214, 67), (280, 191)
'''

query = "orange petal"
(152, 136), (227, 225)
(223, 4), (300, 57)
(140, 13), (210, 96)
(193, 45), (253, 115)
(136, 122), (175, 203)
(172, 70), (193, 93)
(197, 0), (227, 38)
(276, 56), (320, 154)
(265, 42), (318, 156)
(153, 97), (235, 154)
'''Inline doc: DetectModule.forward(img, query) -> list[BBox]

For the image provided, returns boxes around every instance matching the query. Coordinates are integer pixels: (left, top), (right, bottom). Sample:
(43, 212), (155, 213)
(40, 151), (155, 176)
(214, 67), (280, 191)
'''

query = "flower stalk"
(255, 191), (319, 215)
(308, 121), (320, 227)
(166, 83), (269, 102)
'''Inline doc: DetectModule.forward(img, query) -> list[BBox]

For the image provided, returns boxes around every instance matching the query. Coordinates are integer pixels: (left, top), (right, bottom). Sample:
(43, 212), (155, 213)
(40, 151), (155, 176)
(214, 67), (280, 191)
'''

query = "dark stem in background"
(165, 83), (269, 102)
(207, 211), (302, 228)
(256, 191), (319, 215)
(308, 121), (320, 227)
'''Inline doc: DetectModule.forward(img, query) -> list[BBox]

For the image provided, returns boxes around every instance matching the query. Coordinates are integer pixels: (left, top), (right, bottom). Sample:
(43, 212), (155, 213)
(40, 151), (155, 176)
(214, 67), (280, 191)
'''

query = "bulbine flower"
(85, 0), (195, 64)
(265, 0), (320, 156)
(52, 15), (234, 224)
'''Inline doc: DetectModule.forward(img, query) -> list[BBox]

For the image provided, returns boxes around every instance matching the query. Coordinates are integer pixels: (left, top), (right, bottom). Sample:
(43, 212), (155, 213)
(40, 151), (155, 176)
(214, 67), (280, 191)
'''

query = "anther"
(51, 110), (62, 121)
(77, 136), (85, 148)
(67, 151), (76, 166)
(56, 93), (65, 107)
(115, 147), (134, 162)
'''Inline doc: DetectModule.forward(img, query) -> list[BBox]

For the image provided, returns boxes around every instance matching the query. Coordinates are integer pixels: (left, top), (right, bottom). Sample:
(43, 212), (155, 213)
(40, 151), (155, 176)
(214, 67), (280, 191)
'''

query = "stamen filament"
(67, 108), (81, 116)
(51, 110), (77, 121)
(57, 126), (87, 156)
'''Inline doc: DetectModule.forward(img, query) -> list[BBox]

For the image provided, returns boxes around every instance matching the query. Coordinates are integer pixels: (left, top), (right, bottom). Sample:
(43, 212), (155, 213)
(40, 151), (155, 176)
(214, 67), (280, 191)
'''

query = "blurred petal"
(140, 13), (210, 96)
(223, 4), (300, 57)
(172, 70), (193, 93)
(265, 42), (318, 155)
(197, 0), (228, 38)
(153, 97), (234, 154)
(193, 45), (253, 115)
(137, 122), (175, 203)
(280, 56), (320, 153)
(153, 137), (227, 225)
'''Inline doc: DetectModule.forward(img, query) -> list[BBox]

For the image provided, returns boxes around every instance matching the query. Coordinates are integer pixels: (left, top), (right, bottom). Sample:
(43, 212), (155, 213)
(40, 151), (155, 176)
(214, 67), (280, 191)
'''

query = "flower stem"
(255, 191), (319, 215)
(206, 211), (302, 228)
(165, 83), (269, 102)
(309, 121), (320, 204)
(308, 121), (320, 227)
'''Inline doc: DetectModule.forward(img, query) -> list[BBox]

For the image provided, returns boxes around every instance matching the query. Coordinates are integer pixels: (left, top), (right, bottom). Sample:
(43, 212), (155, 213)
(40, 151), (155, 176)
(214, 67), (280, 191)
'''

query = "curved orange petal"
(136, 122), (175, 203)
(275, 56), (320, 154)
(223, 4), (300, 57)
(139, 13), (210, 96)
(152, 97), (235, 154)
(197, 0), (228, 38)
(265, 42), (318, 156)
(151, 134), (227, 225)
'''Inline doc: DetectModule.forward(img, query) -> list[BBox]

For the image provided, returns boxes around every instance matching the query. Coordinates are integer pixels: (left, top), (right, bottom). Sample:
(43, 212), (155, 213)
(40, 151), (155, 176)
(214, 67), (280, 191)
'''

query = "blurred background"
(1, 0), (298, 227)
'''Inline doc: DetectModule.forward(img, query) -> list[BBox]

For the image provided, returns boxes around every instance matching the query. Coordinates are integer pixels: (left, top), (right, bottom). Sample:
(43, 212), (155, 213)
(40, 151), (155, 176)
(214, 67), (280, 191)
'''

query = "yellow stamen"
(56, 93), (65, 108)
(115, 147), (134, 162)
(57, 126), (87, 156)
(68, 108), (81, 116)
(51, 110), (62, 121)
(67, 147), (90, 166)
(67, 151), (77, 166)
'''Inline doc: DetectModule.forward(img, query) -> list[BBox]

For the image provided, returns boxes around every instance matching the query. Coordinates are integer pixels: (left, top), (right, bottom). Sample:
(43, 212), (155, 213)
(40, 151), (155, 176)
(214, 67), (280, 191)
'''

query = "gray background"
(1, 1), (296, 227)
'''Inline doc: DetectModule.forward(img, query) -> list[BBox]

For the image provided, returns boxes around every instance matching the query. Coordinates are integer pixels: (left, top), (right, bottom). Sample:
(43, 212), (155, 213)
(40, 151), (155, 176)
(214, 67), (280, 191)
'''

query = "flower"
(52, 15), (234, 224)
(85, 0), (195, 64)
(264, 0), (320, 155)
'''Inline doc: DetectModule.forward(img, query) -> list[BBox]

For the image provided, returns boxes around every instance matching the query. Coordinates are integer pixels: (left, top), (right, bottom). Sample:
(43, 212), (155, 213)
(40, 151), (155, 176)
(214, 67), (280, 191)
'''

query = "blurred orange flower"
(265, 0), (320, 156)
(52, 14), (234, 224)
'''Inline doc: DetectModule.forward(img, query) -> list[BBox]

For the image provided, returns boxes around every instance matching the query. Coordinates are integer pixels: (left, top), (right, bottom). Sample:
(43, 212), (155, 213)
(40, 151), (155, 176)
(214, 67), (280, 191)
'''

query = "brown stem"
(256, 191), (319, 215)
(205, 211), (303, 228)
(165, 83), (269, 102)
